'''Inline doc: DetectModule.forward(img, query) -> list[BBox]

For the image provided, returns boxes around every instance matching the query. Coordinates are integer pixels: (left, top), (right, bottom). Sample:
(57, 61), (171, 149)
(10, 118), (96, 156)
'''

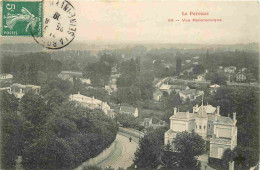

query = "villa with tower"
(164, 101), (237, 159)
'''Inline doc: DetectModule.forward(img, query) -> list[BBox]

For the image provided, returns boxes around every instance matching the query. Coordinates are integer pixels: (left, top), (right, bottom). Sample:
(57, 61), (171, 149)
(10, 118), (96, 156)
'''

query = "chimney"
(217, 106), (220, 116)
(193, 106), (196, 113)
(174, 107), (177, 115)
(233, 112), (236, 121)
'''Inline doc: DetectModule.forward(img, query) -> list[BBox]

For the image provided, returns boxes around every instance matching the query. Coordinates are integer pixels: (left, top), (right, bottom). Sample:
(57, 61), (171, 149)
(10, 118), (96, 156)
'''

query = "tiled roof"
(120, 106), (136, 113)
(216, 116), (235, 125)
(170, 112), (194, 119)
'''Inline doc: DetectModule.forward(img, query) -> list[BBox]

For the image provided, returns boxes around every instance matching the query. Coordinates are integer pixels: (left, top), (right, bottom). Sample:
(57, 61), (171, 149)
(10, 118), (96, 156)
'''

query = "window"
(208, 124), (211, 127)
(199, 125), (201, 129)
(204, 125), (206, 129)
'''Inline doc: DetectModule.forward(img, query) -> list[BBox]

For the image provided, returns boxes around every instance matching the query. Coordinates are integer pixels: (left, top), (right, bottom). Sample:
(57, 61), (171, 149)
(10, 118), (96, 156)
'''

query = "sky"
(74, 0), (260, 44)
(0, 0), (259, 45)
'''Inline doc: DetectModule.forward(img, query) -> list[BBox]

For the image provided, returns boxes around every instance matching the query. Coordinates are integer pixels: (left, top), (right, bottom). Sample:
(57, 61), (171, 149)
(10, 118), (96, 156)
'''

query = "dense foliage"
(133, 128), (204, 170)
(0, 91), (118, 169)
(1, 53), (62, 85)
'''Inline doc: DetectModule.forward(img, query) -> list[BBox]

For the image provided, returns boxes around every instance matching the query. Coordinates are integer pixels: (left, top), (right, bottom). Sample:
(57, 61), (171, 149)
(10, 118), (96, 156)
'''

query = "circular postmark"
(32, 0), (76, 49)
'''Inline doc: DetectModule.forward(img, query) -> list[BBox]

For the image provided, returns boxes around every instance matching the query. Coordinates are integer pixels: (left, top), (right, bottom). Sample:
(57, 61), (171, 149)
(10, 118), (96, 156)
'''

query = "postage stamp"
(2, 0), (43, 36)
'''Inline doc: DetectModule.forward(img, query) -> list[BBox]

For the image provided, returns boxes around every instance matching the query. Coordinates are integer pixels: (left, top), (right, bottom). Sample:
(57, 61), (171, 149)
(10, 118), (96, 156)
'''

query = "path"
(99, 134), (138, 169)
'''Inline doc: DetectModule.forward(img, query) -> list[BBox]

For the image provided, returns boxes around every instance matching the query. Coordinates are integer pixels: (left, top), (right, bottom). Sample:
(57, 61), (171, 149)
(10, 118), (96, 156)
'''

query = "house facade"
(119, 106), (138, 117)
(164, 103), (237, 159)
(236, 73), (246, 82)
(8, 84), (41, 99)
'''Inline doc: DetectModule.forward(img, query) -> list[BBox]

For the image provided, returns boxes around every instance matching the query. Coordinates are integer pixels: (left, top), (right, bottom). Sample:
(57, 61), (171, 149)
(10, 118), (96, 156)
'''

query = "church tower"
(195, 97), (208, 139)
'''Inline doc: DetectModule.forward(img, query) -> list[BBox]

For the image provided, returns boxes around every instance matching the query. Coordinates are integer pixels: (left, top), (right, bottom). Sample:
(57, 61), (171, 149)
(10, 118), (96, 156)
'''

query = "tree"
(172, 131), (205, 169)
(176, 56), (182, 75)
(134, 127), (166, 169)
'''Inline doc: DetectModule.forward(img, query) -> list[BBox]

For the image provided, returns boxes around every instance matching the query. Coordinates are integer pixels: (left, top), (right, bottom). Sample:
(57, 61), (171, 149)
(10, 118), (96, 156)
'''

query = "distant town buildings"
(58, 71), (83, 82)
(193, 56), (200, 59)
(119, 106), (138, 117)
(58, 71), (91, 84)
(69, 92), (115, 118)
(165, 103), (237, 159)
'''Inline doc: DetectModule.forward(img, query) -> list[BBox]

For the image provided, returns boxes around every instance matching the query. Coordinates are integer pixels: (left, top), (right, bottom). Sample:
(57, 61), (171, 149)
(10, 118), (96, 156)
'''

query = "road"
(99, 134), (138, 169)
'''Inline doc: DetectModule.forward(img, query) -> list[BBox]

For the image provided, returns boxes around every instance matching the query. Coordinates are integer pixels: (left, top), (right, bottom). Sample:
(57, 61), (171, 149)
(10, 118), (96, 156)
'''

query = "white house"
(164, 103), (237, 159)
(69, 92), (113, 117)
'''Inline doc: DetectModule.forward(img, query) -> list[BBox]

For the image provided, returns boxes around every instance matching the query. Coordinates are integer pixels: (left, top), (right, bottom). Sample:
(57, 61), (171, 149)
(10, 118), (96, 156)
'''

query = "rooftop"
(179, 89), (196, 95)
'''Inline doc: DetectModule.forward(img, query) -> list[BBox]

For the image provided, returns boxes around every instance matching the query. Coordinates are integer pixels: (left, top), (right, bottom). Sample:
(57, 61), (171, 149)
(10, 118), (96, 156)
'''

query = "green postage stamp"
(2, 0), (43, 36)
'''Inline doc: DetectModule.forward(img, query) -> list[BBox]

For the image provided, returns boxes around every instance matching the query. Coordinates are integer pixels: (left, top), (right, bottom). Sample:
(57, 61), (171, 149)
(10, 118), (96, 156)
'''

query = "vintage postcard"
(0, 0), (259, 170)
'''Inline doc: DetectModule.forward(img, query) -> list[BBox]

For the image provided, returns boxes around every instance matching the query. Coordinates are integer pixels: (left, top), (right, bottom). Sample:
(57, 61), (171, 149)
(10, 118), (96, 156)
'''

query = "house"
(236, 73), (246, 82)
(0, 73), (13, 80)
(144, 118), (153, 127)
(160, 84), (172, 94)
(8, 84), (41, 99)
(195, 74), (205, 82)
(80, 78), (91, 85)
(153, 89), (163, 101)
(241, 68), (247, 72)
(141, 118), (167, 129)
(164, 103), (237, 159)
(193, 56), (200, 59)
(69, 92), (112, 116)
(111, 66), (117, 73)
(218, 66), (224, 70)
(119, 106), (138, 117)
(224, 66), (236, 74)
(210, 84), (220, 94)
(170, 85), (190, 93)
(0, 73), (13, 83)
(193, 62), (199, 65)
(58, 71), (83, 82)
(179, 89), (204, 101)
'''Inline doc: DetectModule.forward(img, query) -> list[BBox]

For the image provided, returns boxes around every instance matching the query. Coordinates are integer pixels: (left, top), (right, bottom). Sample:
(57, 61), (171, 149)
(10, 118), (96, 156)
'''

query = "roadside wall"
(118, 127), (144, 143)
(75, 141), (116, 170)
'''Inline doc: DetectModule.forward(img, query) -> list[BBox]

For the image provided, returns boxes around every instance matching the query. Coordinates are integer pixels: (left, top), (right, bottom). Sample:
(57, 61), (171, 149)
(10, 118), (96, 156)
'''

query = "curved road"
(99, 134), (138, 169)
